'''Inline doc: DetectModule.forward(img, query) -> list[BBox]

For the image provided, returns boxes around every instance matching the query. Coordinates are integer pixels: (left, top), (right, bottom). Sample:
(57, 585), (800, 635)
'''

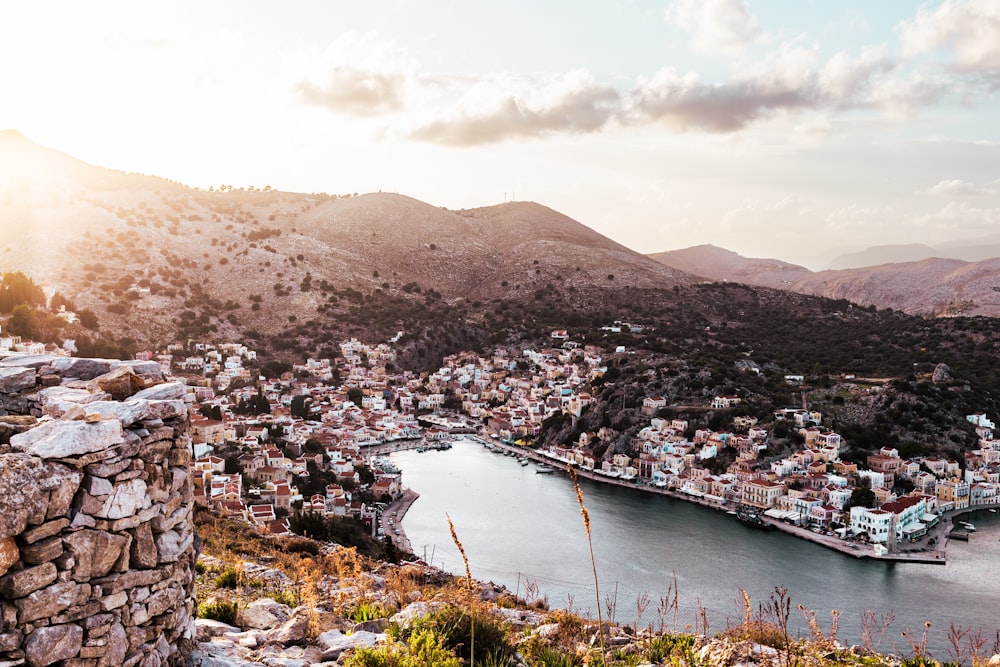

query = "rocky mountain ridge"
(650, 244), (1000, 317)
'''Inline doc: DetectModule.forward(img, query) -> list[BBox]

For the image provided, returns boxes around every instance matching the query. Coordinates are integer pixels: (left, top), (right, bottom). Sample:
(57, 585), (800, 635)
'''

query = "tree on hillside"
(0, 272), (46, 313)
(7, 304), (38, 338)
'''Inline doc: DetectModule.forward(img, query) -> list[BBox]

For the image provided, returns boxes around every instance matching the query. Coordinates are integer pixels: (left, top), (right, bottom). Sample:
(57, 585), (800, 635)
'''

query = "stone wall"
(0, 354), (197, 667)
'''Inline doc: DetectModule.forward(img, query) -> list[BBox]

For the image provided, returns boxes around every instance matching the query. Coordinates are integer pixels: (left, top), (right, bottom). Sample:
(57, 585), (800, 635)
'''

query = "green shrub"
(197, 599), (239, 625)
(345, 628), (460, 667)
(215, 568), (241, 589)
(409, 604), (515, 666)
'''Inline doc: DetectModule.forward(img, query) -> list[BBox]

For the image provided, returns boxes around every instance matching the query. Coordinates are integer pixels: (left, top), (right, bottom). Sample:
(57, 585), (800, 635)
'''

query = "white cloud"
(926, 179), (995, 197)
(899, 0), (1000, 75)
(296, 32), (418, 116)
(665, 0), (761, 54)
(911, 201), (1000, 232)
(409, 69), (619, 146)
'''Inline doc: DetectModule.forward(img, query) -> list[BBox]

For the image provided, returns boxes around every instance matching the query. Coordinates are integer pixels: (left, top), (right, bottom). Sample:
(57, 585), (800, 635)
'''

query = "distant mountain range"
(650, 244), (1000, 317)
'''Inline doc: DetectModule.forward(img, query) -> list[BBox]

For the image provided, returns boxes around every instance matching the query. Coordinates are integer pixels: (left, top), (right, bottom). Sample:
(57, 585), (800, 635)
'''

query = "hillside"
(650, 244), (1000, 318)
(0, 132), (693, 354)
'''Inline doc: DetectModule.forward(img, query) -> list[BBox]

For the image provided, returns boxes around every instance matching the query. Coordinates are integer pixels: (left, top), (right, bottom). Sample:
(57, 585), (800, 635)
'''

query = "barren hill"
(0, 132), (692, 350)
(650, 244), (1000, 318)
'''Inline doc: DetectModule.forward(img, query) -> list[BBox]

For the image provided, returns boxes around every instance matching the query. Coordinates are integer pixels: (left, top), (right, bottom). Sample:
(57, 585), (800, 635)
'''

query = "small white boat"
(519, 458), (529, 466)
(959, 521), (976, 532)
(535, 464), (554, 474)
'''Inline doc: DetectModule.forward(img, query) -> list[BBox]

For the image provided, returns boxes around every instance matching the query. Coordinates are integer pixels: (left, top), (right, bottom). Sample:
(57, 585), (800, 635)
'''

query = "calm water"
(392, 440), (1000, 658)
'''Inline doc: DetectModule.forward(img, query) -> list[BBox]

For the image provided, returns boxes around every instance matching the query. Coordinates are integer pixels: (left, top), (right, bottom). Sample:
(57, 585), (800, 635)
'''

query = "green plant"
(215, 567), (241, 589)
(345, 628), (461, 667)
(272, 589), (299, 608)
(197, 599), (239, 625)
(409, 605), (515, 667)
(350, 601), (391, 623)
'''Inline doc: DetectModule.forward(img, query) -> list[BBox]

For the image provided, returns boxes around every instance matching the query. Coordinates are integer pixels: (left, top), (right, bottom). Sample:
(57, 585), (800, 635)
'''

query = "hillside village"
(153, 327), (1000, 559)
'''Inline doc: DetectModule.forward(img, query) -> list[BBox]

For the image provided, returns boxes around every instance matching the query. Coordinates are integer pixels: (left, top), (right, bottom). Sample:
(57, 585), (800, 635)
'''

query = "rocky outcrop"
(0, 353), (197, 667)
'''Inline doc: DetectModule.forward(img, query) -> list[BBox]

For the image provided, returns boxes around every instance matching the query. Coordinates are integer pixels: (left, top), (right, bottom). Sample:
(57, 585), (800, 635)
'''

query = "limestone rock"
(16, 580), (88, 623)
(78, 399), (188, 429)
(89, 366), (145, 401)
(0, 366), (37, 393)
(0, 353), (58, 369)
(47, 356), (114, 380)
(0, 562), (58, 598)
(316, 629), (385, 660)
(0, 455), (79, 538)
(64, 530), (129, 580)
(932, 363), (953, 384)
(266, 613), (311, 645)
(112, 359), (164, 381)
(194, 619), (241, 642)
(0, 536), (18, 577)
(240, 597), (292, 630)
(390, 601), (431, 630)
(20, 536), (63, 565)
(0, 415), (38, 443)
(132, 381), (187, 401)
(25, 622), (83, 667)
(129, 522), (159, 569)
(99, 622), (127, 667)
(95, 478), (150, 520)
(10, 418), (124, 459)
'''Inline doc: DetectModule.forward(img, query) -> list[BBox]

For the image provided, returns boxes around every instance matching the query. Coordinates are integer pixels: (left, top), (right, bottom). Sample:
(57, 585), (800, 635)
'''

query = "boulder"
(24, 622), (83, 667)
(132, 381), (188, 401)
(88, 366), (145, 401)
(194, 618), (241, 642)
(47, 356), (114, 380)
(316, 629), (385, 660)
(266, 613), (311, 645)
(240, 597), (292, 630)
(10, 418), (124, 459)
(0, 365), (37, 393)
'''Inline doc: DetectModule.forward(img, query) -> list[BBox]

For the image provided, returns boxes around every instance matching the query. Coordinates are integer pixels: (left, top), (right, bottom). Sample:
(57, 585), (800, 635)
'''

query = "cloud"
(296, 32), (417, 116)
(899, 0), (1000, 76)
(665, 0), (761, 54)
(912, 201), (1000, 232)
(619, 43), (950, 133)
(409, 69), (619, 146)
(624, 66), (809, 132)
(926, 179), (995, 197)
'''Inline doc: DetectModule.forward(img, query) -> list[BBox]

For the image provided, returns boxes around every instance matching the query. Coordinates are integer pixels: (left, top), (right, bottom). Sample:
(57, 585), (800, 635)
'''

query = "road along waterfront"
(392, 438), (1000, 658)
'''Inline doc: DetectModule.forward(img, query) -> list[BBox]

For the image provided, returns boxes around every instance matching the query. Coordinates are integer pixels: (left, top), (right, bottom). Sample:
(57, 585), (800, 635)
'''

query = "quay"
(382, 488), (419, 555)
(477, 437), (970, 565)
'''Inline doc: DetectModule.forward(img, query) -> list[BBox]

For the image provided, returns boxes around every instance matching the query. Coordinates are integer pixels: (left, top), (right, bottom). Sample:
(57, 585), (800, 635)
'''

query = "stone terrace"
(0, 354), (197, 667)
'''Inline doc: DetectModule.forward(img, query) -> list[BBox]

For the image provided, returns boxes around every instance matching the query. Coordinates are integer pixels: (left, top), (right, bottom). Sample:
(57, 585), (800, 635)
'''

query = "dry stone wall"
(0, 354), (197, 667)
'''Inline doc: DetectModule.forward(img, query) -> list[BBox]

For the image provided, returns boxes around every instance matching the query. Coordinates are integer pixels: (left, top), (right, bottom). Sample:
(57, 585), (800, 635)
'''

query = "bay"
(391, 440), (1000, 658)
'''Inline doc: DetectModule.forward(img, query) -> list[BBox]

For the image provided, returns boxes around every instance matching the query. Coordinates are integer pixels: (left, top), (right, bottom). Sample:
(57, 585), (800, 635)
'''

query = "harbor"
(389, 438), (1000, 658)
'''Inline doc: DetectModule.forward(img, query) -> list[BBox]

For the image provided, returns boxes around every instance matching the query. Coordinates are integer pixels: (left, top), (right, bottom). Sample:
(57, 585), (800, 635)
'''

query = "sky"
(2, 0), (999, 269)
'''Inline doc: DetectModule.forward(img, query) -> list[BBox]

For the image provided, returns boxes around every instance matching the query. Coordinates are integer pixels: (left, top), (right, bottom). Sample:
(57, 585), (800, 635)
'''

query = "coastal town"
(83, 326), (995, 566)
(9, 314), (1000, 563)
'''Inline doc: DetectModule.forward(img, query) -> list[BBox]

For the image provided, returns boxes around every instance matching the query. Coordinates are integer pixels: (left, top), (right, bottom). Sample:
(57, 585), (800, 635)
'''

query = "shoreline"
(382, 488), (419, 555)
(475, 437), (995, 565)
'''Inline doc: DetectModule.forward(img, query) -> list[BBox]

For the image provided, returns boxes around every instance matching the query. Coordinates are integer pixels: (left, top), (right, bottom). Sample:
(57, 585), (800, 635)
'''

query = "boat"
(519, 458), (529, 466)
(535, 464), (555, 474)
(959, 521), (976, 532)
(735, 507), (774, 531)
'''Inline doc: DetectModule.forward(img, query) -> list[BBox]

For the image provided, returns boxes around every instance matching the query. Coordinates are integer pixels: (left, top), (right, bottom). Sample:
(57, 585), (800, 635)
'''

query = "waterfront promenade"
(382, 489), (419, 555)
(479, 437), (976, 565)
